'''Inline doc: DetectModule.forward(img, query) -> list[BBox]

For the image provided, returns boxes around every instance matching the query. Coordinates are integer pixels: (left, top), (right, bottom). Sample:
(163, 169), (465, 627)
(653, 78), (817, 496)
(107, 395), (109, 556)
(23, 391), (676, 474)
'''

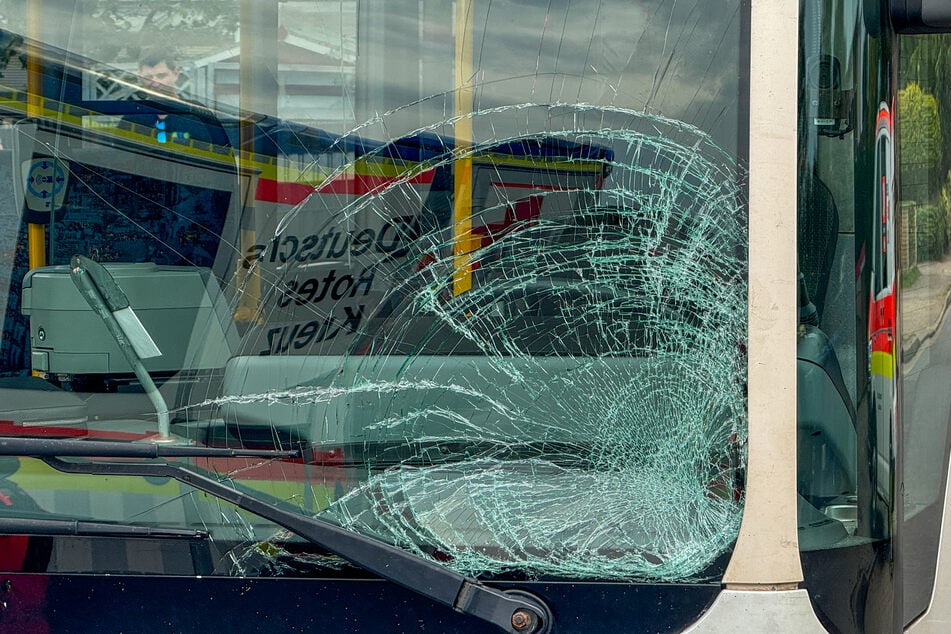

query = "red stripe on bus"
(488, 181), (577, 190)
(254, 179), (319, 205)
(0, 421), (152, 441)
(194, 456), (344, 484)
(313, 170), (435, 195)
(255, 172), (573, 203)
(255, 171), (436, 203)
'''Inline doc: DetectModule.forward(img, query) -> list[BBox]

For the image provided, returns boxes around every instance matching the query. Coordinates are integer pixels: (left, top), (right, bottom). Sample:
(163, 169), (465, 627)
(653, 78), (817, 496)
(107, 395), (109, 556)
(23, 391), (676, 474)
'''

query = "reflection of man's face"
(138, 61), (180, 96)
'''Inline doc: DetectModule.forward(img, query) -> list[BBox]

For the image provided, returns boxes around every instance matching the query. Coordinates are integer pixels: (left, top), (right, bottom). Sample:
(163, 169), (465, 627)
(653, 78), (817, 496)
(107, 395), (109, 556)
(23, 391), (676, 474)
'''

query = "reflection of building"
(192, 29), (356, 131)
(82, 2), (357, 133)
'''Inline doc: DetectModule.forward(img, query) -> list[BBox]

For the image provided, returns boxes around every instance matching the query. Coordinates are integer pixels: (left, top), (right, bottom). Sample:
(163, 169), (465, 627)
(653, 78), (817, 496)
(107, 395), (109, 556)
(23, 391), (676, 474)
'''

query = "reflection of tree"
(92, 0), (238, 34)
(0, 0), (239, 65)
(940, 172), (951, 258)
(902, 34), (951, 189)
(898, 81), (951, 260)
(898, 82), (941, 204)
(0, 28), (22, 77)
(914, 204), (946, 261)
(901, 35), (951, 261)
(86, 0), (239, 62)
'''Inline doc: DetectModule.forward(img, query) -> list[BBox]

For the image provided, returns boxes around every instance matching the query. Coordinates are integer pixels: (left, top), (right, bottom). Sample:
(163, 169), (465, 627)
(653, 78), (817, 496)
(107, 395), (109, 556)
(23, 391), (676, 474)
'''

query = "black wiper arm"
(32, 455), (552, 634)
(0, 437), (298, 459)
(0, 516), (208, 540)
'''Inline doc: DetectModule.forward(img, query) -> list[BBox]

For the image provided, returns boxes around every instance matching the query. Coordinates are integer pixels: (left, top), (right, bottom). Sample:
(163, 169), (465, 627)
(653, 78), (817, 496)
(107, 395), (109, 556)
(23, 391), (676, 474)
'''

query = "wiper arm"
(0, 437), (298, 459)
(0, 516), (208, 540)
(10, 451), (552, 633)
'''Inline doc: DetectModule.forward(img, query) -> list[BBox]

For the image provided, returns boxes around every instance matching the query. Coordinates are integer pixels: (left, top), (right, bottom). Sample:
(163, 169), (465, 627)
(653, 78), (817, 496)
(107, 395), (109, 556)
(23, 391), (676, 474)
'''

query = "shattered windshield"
(0, 0), (747, 584)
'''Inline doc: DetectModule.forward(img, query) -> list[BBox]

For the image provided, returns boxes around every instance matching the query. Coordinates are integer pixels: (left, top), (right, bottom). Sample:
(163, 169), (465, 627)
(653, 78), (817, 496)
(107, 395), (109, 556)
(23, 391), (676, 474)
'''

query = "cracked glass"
(0, 0), (747, 584)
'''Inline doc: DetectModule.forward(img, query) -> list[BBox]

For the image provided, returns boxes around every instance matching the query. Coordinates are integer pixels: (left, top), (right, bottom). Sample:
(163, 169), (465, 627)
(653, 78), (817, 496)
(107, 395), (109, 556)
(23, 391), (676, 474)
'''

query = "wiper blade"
(23, 454), (552, 634)
(0, 516), (208, 539)
(0, 436), (298, 459)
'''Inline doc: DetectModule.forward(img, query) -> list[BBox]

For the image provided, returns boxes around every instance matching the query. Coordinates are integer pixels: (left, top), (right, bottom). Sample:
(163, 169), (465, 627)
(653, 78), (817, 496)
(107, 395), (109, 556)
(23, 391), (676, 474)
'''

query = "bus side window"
(797, 173), (859, 538)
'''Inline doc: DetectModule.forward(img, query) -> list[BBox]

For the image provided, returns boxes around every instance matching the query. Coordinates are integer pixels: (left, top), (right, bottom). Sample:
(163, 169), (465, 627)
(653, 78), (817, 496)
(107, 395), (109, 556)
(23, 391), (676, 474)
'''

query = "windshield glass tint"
(0, 0), (747, 583)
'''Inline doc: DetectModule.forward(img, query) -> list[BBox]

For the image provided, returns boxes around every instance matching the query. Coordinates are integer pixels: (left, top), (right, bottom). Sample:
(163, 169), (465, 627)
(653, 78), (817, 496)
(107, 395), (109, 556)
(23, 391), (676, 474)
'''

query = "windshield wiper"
(0, 438), (552, 634)
(0, 437), (298, 459)
(0, 515), (208, 540)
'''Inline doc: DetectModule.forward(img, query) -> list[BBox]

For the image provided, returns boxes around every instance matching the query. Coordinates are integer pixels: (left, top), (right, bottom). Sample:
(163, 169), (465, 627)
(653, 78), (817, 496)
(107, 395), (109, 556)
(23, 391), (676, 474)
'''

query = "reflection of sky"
(365, 0), (742, 152)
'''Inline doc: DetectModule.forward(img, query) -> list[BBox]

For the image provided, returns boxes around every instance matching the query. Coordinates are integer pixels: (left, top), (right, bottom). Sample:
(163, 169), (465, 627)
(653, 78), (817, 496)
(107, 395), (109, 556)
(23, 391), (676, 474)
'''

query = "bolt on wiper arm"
(27, 454), (552, 634)
(0, 516), (208, 540)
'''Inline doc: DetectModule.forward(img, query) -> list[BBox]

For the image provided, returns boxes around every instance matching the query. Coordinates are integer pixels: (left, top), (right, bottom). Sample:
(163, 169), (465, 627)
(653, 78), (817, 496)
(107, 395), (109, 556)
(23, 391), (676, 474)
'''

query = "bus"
(0, 0), (949, 632)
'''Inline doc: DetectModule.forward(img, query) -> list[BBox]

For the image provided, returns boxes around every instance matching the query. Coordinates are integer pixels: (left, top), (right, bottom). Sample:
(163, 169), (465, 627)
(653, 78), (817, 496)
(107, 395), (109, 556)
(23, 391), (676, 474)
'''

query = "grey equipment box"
(22, 263), (238, 376)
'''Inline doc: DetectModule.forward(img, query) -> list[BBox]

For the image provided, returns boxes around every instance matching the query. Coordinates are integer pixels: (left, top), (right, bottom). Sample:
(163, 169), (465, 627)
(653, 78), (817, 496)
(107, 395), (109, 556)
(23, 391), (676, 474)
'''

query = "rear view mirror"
(891, 0), (951, 33)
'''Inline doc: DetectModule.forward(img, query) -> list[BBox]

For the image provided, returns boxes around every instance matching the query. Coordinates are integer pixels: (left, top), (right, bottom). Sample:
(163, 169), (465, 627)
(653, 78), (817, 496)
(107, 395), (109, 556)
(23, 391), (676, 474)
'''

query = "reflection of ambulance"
(0, 73), (614, 416)
(0, 58), (614, 377)
(868, 103), (897, 492)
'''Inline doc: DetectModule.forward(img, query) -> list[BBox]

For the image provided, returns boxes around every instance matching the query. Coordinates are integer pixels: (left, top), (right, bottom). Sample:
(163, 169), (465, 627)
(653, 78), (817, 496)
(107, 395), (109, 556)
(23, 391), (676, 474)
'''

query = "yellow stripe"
(9, 458), (335, 512)
(24, 15), (48, 277)
(453, 0), (474, 297)
(870, 350), (895, 378)
(27, 223), (46, 269)
(10, 458), (181, 494)
(0, 87), (599, 192)
(476, 153), (604, 172)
